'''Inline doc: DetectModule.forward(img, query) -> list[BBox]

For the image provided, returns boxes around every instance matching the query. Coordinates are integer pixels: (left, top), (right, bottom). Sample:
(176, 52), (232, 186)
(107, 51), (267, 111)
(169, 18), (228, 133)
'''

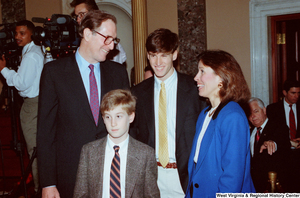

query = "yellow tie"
(158, 82), (169, 167)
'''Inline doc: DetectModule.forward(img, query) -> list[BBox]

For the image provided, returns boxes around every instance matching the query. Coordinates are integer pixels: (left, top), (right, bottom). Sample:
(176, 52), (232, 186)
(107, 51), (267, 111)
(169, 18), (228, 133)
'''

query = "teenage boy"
(73, 89), (160, 198)
(130, 28), (206, 197)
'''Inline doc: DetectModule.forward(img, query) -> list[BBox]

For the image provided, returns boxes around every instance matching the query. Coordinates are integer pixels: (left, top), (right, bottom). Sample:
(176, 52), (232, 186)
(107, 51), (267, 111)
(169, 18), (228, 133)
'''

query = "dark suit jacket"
(267, 100), (300, 192)
(130, 72), (206, 192)
(37, 54), (129, 198)
(267, 100), (300, 138)
(73, 136), (160, 198)
(250, 119), (290, 192)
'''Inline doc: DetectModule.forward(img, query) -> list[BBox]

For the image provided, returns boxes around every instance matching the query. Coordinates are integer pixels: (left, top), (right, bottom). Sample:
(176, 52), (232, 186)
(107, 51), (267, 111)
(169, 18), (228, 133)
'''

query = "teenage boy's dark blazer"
(130, 72), (206, 192)
(37, 54), (129, 198)
(73, 136), (160, 198)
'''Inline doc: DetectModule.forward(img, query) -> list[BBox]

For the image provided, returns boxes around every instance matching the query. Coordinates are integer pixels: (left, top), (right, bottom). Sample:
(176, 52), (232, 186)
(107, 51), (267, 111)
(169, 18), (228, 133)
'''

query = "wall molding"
(250, 0), (300, 105)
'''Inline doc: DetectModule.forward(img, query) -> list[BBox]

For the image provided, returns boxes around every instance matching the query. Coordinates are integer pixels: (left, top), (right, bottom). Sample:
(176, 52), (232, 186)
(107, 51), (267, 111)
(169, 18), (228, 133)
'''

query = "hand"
(291, 138), (300, 149)
(42, 187), (60, 198)
(260, 140), (276, 155)
(0, 54), (6, 71)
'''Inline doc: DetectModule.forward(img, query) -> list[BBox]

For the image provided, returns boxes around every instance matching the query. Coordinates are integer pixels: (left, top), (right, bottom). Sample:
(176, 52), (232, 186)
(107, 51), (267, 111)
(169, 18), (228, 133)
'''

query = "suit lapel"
(141, 78), (155, 146)
(176, 73), (190, 146)
(65, 56), (94, 122)
(125, 137), (141, 197)
(195, 114), (216, 171)
(296, 104), (300, 135)
(279, 100), (287, 124)
(93, 138), (106, 196)
(100, 61), (112, 100)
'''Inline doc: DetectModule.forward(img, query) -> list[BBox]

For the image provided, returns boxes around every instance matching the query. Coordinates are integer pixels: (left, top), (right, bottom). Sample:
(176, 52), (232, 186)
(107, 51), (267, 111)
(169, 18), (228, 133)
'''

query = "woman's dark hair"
(198, 50), (251, 105)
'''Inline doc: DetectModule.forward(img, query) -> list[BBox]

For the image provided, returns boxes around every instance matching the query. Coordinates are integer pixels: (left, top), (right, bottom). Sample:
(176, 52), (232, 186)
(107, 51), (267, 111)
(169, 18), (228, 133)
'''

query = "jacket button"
(195, 183), (199, 188)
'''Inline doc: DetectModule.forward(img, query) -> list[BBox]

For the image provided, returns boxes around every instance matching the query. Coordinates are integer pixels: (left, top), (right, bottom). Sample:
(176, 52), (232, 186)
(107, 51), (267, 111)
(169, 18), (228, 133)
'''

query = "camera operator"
(70, 0), (127, 65)
(0, 20), (52, 194)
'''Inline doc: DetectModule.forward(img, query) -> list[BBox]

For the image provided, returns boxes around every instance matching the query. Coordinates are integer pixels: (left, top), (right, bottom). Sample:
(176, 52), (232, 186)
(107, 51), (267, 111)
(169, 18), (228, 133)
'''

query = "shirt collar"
(107, 134), (129, 151)
(75, 48), (100, 69)
(257, 118), (268, 131)
(283, 98), (295, 108)
(22, 41), (34, 55)
(154, 69), (177, 88)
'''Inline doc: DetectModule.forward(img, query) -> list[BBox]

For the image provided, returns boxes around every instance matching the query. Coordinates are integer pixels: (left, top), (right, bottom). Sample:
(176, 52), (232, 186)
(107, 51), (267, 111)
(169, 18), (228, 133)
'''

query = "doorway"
(271, 13), (300, 102)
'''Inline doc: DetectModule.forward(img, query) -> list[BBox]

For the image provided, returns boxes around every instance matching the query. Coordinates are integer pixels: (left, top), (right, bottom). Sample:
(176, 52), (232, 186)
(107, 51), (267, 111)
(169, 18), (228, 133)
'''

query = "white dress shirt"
(1, 41), (48, 98)
(154, 70), (185, 198)
(193, 107), (216, 163)
(112, 44), (127, 64)
(103, 135), (129, 198)
(154, 70), (177, 162)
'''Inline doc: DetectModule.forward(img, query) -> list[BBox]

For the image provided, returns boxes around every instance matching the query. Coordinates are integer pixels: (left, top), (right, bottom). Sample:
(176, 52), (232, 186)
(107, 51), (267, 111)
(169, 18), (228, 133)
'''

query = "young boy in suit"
(73, 89), (160, 198)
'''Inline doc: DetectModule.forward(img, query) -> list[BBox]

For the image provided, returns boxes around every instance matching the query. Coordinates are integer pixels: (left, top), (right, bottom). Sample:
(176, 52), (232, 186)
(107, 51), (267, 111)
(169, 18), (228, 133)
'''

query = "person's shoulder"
(131, 77), (153, 92)
(101, 60), (124, 69)
(45, 55), (74, 67)
(82, 137), (106, 149)
(267, 100), (282, 110)
(177, 72), (194, 82)
(218, 101), (246, 117)
(222, 101), (241, 110)
(129, 136), (154, 154)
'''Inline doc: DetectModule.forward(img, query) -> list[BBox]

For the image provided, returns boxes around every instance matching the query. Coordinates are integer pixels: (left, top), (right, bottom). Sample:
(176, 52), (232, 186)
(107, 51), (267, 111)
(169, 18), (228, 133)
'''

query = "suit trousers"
(20, 96), (39, 191)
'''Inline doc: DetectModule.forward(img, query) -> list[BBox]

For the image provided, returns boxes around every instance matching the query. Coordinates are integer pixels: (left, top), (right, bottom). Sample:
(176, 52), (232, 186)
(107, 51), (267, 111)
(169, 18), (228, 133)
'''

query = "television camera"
(32, 14), (80, 59)
(0, 22), (22, 71)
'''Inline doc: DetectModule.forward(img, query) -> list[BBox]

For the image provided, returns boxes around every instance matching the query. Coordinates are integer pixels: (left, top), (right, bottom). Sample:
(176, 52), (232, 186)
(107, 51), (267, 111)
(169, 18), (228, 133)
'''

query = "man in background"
(37, 11), (129, 198)
(131, 28), (206, 197)
(267, 80), (300, 192)
(70, 0), (127, 65)
(0, 20), (52, 194)
(248, 97), (290, 192)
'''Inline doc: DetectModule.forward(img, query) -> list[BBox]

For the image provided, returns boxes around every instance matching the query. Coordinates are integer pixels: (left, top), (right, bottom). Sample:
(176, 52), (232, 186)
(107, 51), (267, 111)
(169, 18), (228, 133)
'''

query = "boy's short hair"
(146, 28), (178, 53)
(100, 89), (136, 115)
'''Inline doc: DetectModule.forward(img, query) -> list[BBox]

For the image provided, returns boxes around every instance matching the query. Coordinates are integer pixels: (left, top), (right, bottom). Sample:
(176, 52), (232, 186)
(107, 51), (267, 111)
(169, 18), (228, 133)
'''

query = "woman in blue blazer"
(185, 50), (256, 198)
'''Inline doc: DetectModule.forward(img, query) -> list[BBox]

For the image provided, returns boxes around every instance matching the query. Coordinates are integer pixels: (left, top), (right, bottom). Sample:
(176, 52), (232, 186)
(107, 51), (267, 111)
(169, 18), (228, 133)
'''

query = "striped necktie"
(110, 146), (121, 198)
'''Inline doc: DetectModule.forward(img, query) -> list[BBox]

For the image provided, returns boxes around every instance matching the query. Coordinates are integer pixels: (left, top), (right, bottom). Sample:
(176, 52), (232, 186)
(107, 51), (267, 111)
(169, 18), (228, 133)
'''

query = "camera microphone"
(32, 17), (47, 24)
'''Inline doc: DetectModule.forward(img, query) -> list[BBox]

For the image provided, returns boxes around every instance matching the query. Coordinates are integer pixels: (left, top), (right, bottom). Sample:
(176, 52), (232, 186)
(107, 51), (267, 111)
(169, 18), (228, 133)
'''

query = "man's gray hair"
(248, 97), (265, 109)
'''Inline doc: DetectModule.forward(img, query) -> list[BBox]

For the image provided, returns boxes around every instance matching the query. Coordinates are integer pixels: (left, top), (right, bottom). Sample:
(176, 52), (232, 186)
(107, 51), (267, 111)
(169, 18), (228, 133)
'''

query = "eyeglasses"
(92, 30), (120, 45)
(73, 12), (87, 20)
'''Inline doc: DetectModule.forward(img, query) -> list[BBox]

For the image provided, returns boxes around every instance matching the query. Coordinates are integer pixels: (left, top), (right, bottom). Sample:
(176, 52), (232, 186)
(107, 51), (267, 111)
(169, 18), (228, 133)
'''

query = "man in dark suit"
(130, 28), (206, 197)
(37, 11), (129, 198)
(248, 97), (290, 192)
(74, 89), (159, 198)
(267, 80), (300, 192)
